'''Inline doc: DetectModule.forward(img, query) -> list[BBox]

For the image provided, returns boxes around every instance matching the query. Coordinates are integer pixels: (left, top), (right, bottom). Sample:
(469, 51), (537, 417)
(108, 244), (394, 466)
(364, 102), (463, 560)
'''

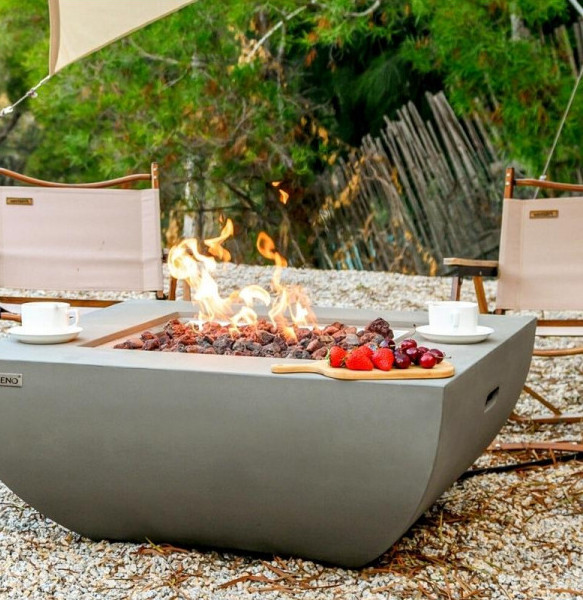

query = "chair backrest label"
(0, 373), (22, 387)
(529, 209), (558, 219)
(6, 197), (33, 206)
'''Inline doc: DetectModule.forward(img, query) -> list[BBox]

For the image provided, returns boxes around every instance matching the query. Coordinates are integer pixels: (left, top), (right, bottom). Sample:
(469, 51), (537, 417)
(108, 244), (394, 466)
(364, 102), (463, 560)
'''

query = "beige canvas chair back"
(444, 167), (583, 425)
(0, 163), (166, 306)
(496, 188), (583, 313)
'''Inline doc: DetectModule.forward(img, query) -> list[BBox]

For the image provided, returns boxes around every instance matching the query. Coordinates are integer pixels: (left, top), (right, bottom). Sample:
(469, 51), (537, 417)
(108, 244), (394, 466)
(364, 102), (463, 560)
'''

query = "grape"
(399, 339), (417, 351)
(419, 352), (437, 369)
(405, 347), (421, 365)
(394, 351), (411, 369)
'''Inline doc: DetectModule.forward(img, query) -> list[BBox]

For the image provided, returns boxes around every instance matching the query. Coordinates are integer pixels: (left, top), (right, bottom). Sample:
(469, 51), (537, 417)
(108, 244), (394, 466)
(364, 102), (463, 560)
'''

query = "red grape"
(399, 339), (417, 351)
(419, 352), (437, 369)
(394, 351), (411, 369)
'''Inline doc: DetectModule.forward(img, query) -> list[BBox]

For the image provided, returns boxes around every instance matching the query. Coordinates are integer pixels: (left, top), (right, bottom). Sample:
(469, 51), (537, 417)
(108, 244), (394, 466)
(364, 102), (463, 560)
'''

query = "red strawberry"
(328, 345), (347, 368)
(345, 350), (374, 371)
(372, 348), (394, 371)
(354, 344), (374, 359)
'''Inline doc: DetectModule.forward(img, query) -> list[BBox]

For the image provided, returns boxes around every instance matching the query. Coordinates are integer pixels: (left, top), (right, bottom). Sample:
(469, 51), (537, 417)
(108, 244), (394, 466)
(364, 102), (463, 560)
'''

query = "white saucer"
(416, 325), (494, 344)
(8, 325), (83, 345)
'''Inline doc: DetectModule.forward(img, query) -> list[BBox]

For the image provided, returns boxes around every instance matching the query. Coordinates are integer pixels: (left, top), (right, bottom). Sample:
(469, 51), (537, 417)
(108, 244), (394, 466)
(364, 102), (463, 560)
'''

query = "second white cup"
(21, 302), (79, 333)
(427, 301), (478, 334)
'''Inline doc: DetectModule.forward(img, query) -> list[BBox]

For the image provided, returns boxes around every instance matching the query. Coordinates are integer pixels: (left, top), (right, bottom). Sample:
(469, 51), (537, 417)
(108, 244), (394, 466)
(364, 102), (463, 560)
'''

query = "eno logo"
(0, 373), (22, 387)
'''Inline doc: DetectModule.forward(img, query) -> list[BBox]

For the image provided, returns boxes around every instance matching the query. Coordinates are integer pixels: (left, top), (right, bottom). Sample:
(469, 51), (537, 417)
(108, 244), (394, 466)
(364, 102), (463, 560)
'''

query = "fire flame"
(272, 181), (290, 205)
(167, 218), (315, 334)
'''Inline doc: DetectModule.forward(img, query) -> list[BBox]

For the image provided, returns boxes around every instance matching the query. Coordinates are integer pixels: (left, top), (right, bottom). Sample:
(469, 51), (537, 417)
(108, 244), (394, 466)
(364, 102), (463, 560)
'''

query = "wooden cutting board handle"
(271, 360), (454, 380)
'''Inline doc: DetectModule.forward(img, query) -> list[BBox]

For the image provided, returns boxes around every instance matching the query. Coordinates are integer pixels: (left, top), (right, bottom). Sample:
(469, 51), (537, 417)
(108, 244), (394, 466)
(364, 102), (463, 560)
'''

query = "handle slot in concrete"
(484, 386), (499, 412)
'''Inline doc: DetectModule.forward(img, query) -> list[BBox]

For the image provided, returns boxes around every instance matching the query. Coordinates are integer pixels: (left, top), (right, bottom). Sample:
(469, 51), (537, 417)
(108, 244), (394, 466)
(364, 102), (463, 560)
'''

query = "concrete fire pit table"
(0, 300), (535, 567)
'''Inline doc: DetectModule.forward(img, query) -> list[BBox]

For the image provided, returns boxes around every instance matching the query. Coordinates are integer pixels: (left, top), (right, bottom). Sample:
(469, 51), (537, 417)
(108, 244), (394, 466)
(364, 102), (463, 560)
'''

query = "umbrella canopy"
(48, 0), (196, 75)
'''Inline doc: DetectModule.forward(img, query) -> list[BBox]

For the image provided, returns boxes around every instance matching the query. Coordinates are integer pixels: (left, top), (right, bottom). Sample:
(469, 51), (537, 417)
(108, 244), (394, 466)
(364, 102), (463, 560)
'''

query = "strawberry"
(372, 347), (394, 371)
(345, 349), (374, 371)
(357, 344), (374, 359)
(328, 345), (347, 368)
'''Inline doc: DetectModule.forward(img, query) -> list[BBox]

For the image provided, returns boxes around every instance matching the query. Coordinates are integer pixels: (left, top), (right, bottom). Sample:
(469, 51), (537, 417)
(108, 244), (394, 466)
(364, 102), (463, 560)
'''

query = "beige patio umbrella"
(1, 0), (197, 116)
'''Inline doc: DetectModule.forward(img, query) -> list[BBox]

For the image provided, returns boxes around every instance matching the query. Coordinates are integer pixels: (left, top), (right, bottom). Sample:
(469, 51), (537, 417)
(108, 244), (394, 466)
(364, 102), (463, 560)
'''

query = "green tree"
(400, 0), (581, 180)
(0, 0), (395, 262)
(1, 0), (581, 267)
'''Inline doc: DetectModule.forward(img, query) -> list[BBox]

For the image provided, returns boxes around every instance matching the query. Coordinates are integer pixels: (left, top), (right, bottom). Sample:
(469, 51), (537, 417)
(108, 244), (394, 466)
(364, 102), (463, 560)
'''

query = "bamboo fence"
(314, 92), (503, 274)
(313, 19), (583, 274)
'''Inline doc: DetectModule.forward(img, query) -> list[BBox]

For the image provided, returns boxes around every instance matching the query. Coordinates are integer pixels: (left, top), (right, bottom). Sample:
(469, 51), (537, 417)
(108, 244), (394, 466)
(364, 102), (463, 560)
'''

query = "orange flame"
(271, 181), (289, 205)
(204, 218), (233, 261)
(167, 220), (315, 333)
(257, 231), (288, 267)
(256, 231), (314, 332)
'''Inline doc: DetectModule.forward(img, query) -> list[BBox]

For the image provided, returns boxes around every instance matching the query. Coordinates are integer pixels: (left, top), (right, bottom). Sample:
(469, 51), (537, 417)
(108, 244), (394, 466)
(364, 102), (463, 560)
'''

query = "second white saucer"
(8, 325), (83, 345)
(416, 325), (494, 344)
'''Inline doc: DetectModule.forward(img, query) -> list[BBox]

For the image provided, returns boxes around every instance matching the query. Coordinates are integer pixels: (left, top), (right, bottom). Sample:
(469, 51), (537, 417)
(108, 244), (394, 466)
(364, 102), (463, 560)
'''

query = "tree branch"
(127, 38), (180, 65)
(0, 110), (22, 145)
(223, 180), (261, 211)
(247, 4), (309, 60)
(567, 0), (583, 17)
(347, 0), (381, 18)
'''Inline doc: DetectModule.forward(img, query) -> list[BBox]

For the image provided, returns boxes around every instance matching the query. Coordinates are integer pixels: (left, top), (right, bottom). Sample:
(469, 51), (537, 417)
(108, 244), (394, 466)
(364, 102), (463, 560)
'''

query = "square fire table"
(0, 301), (535, 566)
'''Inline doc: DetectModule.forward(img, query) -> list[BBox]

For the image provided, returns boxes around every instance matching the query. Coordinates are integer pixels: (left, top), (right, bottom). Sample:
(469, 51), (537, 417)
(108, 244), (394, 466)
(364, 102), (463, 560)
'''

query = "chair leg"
(450, 275), (463, 301)
(472, 276), (489, 314)
(522, 384), (563, 415)
(182, 281), (192, 301)
(168, 277), (178, 302)
(449, 274), (489, 313)
(509, 383), (583, 424)
(509, 412), (583, 424)
(489, 441), (583, 453)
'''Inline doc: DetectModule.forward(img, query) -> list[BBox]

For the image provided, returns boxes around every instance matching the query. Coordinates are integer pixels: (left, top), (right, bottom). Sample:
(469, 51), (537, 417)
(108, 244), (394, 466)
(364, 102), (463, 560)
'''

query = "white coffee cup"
(21, 302), (79, 333)
(427, 301), (478, 334)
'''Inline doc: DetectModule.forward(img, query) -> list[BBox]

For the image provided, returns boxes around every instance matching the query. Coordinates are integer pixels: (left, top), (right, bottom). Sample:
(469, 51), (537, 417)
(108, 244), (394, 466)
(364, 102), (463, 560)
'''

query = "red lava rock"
(312, 347), (328, 360)
(306, 339), (324, 353)
(366, 317), (393, 338)
(126, 338), (144, 349)
(296, 328), (312, 341)
(114, 318), (396, 361)
(358, 332), (377, 345)
(322, 325), (339, 335)
(257, 330), (275, 345)
(343, 333), (360, 347)
(142, 338), (160, 351)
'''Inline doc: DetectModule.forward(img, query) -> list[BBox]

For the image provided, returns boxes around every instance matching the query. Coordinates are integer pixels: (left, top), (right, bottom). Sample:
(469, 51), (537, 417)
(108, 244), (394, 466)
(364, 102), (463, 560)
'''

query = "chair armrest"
(444, 258), (498, 312)
(0, 306), (21, 322)
(443, 257), (499, 278)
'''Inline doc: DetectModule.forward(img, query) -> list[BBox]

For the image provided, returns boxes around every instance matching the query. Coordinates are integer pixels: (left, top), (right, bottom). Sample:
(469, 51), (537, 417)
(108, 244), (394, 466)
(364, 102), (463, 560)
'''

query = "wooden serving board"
(271, 360), (454, 380)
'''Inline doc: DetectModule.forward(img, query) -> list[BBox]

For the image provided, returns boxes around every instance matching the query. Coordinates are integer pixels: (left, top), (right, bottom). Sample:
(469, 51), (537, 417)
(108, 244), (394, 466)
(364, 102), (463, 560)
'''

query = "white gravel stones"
(1, 265), (582, 599)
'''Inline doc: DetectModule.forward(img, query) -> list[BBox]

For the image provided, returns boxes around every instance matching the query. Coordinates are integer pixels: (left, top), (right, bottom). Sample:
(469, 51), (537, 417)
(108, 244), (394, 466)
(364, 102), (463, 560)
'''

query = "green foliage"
(1, 0), (582, 266)
(401, 0), (581, 179)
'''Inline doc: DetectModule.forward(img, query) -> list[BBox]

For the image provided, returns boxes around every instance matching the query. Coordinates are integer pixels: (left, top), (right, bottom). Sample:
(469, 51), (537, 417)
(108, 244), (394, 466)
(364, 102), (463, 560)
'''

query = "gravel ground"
(1, 265), (582, 600)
